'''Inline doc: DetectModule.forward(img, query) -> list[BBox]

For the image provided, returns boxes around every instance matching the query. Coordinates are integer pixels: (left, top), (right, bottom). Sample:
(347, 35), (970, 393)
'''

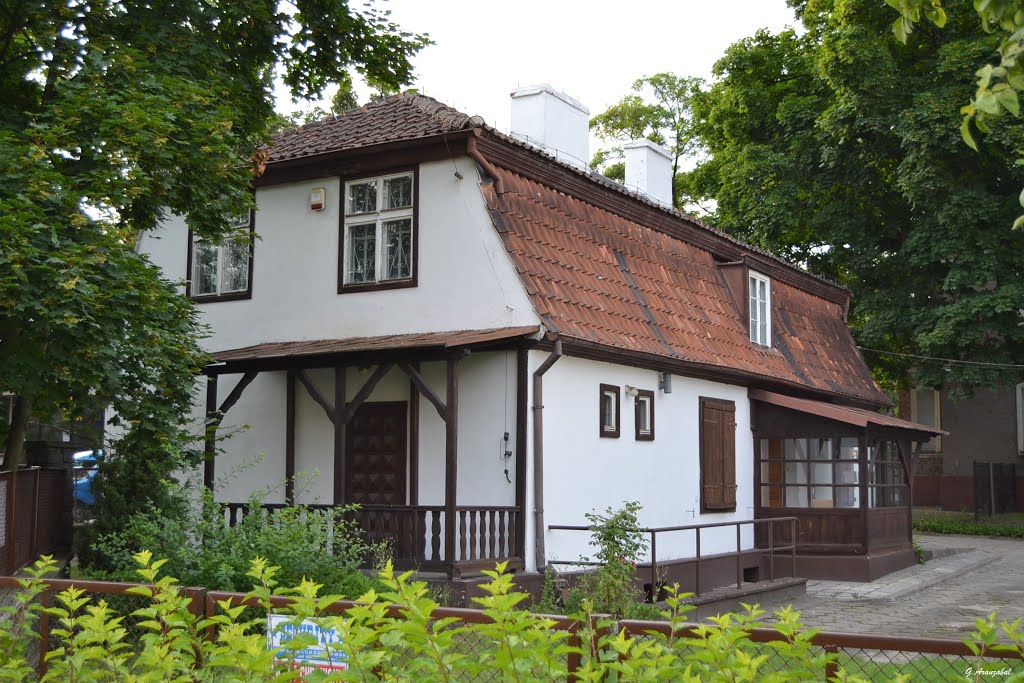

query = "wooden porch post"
(859, 434), (870, 552)
(203, 375), (218, 489)
(444, 357), (459, 569)
(334, 366), (347, 505)
(285, 369), (296, 505)
(409, 364), (420, 506)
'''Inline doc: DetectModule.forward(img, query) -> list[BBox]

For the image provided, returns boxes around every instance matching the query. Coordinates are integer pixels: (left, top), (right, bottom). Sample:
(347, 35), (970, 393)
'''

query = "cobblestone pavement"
(757, 534), (1024, 639)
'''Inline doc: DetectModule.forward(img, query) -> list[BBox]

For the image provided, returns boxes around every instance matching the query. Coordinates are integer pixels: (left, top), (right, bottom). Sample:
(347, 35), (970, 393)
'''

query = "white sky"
(279, 0), (800, 136)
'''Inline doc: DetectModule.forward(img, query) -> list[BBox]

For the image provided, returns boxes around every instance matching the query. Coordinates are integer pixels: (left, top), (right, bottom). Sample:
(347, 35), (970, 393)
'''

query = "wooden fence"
(0, 468), (71, 575)
(1, 573), (1021, 680)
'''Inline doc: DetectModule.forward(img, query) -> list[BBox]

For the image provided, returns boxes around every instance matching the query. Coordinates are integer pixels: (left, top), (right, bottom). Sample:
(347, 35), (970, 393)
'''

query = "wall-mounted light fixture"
(624, 385), (639, 398)
(658, 372), (673, 394)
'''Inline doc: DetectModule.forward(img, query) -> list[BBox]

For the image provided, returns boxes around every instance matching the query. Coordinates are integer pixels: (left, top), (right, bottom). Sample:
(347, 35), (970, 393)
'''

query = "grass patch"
(913, 509), (1024, 538)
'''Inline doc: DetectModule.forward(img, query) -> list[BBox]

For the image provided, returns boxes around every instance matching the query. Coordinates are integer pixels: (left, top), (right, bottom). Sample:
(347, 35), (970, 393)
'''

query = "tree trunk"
(3, 394), (32, 471)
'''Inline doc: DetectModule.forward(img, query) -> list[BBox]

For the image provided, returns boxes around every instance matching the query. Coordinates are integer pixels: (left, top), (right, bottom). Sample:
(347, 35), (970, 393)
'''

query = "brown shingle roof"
(486, 169), (890, 406)
(268, 94), (480, 163)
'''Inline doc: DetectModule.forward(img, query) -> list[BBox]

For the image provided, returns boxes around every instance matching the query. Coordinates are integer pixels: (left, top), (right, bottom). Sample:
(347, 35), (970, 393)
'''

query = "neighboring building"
(140, 87), (940, 590)
(908, 385), (1023, 513)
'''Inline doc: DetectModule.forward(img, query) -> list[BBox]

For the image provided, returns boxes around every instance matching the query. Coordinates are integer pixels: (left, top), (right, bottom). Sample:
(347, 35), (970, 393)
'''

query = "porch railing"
(547, 517), (799, 598)
(223, 503), (521, 575)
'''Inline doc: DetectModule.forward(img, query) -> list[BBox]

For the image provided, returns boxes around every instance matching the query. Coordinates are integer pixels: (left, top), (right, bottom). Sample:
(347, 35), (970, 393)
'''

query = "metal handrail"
(547, 516), (800, 598)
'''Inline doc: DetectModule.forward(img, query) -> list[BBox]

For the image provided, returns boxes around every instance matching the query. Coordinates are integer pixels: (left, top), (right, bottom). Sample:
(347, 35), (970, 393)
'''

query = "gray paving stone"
(758, 534), (1024, 639)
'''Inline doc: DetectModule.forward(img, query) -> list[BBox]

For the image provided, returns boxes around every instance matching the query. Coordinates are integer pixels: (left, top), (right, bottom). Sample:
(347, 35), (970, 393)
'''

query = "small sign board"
(267, 613), (348, 676)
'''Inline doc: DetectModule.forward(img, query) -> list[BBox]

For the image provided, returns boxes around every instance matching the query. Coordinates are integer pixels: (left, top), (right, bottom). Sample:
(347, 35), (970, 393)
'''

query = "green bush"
(563, 501), (659, 619)
(86, 487), (382, 597)
(913, 517), (1024, 539)
(6, 554), (1024, 682)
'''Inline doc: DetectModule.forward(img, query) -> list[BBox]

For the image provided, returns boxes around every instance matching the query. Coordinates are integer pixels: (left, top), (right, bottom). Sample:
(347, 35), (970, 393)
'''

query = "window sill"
(190, 291), (253, 304)
(338, 278), (417, 295)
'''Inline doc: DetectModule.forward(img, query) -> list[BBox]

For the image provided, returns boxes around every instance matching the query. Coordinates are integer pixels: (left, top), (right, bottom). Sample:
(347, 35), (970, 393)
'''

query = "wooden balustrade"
(222, 502), (521, 575)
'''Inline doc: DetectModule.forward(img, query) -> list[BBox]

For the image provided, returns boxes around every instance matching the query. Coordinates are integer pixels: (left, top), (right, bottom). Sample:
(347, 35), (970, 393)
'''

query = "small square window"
(749, 271), (771, 347)
(635, 389), (655, 441)
(599, 384), (620, 438)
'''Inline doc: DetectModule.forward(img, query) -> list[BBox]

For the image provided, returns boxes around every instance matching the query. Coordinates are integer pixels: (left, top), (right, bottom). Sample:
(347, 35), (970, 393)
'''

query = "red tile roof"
(486, 169), (890, 406)
(268, 94), (480, 163)
(261, 94), (889, 407)
(211, 327), (540, 364)
(749, 390), (944, 435)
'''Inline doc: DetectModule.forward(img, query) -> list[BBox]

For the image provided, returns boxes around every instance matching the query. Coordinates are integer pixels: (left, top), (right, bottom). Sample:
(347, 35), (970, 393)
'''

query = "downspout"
(532, 339), (562, 570)
(467, 132), (506, 195)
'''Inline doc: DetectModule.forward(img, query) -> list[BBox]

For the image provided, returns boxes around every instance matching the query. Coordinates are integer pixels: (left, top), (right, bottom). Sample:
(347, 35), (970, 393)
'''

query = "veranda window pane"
(810, 486), (834, 507)
(383, 219), (412, 280)
(221, 239), (249, 292)
(348, 223), (376, 283)
(839, 437), (859, 460)
(785, 485), (808, 507)
(348, 181), (377, 214)
(384, 175), (413, 209)
(835, 485), (859, 508)
(193, 242), (218, 294)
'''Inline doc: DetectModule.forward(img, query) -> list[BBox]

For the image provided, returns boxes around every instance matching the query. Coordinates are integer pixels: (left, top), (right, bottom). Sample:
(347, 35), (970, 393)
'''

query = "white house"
(140, 87), (940, 590)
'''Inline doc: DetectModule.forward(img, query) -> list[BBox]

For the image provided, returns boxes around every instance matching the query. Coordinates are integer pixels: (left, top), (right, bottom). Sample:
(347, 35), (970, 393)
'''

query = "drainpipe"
(466, 132), (506, 195)
(532, 338), (562, 570)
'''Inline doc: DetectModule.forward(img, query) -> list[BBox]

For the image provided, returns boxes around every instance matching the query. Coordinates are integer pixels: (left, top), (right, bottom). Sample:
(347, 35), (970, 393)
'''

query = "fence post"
(824, 644), (839, 681)
(649, 530), (657, 603)
(735, 523), (742, 589)
(38, 585), (52, 676)
(30, 468), (40, 562)
(5, 472), (16, 575)
(768, 521), (775, 582)
(567, 621), (581, 682)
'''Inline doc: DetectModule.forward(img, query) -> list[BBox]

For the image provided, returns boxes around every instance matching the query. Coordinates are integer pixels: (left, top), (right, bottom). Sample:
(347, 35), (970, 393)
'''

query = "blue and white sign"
(267, 613), (348, 673)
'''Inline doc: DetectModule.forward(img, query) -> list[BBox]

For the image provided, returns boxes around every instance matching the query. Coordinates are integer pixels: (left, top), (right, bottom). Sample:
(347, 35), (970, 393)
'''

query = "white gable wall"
(532, 353), (754, 570)
(138, 156), (539, 353)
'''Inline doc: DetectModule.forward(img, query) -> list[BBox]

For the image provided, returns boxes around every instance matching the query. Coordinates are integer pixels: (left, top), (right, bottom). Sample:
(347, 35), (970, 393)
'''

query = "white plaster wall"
(140, 157), (539, 354)
(213, 371), (288, 504)
(534, 353), (755, 569)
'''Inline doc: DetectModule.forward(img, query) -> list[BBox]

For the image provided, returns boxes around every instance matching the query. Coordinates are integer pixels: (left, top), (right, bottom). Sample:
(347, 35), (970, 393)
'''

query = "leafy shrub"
(565, 501), (654, 618)
(7, 553), (1024, 682)
(86, 486), (381, 597)
(913, 517), (1024, 538)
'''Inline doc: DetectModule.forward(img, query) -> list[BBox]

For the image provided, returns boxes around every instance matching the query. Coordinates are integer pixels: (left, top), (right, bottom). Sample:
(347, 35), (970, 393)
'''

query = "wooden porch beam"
(215, 371), (259, 423)
(338, 363), (393, 425)
(296, 370), (336, 424)
(203, 375), (218, 489)
(397, 362), (446, 420)
(444, 357), (459, 570)
(334, 366), (347, 505)
(285, 369), (296, 505)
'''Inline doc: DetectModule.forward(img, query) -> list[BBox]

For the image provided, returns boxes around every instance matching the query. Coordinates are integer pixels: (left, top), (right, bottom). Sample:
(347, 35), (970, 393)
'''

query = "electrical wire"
(857, 346), (1024, 369)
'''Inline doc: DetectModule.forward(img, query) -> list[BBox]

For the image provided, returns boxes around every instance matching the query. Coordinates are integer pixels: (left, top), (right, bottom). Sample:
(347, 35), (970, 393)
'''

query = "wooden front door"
(345, 401), (407, 505)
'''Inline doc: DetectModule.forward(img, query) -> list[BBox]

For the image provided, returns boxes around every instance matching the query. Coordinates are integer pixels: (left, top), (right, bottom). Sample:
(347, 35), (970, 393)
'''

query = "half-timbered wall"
(207, 353), (518, 510)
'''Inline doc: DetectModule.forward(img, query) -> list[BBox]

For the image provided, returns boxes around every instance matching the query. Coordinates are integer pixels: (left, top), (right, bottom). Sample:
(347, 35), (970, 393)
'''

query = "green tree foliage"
(687, 0), (1024, 392)
(0, 2), (426, 535)
(590, 73), (704, 208)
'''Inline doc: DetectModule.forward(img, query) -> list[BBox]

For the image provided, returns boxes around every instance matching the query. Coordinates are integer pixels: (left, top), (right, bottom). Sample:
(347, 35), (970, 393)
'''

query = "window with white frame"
(599, 384), (620, 438)
(635, 389), (654, 441)
(342, 172), (414, 287)
(910, 388), (941, 453)
(749, 271), (771, 347)
(190, 212), (253, 299)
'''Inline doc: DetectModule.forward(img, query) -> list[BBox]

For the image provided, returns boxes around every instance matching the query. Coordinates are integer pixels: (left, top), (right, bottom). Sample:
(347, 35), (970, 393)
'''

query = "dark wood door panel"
(345, 401), (407, 505)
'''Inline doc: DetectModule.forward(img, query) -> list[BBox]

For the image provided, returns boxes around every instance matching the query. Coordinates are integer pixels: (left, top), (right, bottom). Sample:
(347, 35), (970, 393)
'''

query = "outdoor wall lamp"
(624, 385), (639, 398)
(658, 372), (673, 394)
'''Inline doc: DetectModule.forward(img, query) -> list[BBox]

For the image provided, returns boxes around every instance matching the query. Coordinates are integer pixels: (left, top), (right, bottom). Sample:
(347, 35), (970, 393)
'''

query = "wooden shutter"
(701, 398), (737, 511)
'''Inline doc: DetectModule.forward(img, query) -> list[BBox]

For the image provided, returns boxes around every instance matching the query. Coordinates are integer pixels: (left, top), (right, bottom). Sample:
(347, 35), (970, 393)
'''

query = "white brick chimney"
(510, 84), (590, 170)
(624, 138), (673, 206)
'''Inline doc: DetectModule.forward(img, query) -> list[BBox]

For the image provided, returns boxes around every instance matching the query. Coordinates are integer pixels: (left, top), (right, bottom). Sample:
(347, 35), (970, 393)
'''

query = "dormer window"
(749, 271), (771, 347)
(340, 171), (417, 292)
(188, 211), (254, 302)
